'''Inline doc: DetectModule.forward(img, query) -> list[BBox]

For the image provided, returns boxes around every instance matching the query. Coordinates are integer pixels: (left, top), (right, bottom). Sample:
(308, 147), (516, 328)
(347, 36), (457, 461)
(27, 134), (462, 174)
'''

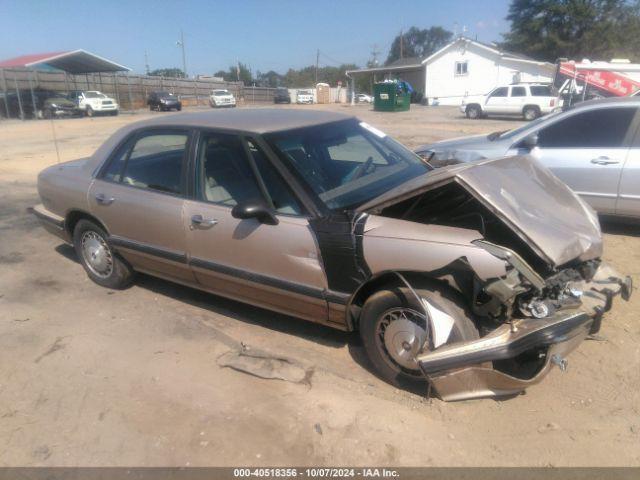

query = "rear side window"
(511, 87), (526, 97)
(537, 108), (636, 148)
(530, 86), (552, 96)
(103, 131), (188, 195)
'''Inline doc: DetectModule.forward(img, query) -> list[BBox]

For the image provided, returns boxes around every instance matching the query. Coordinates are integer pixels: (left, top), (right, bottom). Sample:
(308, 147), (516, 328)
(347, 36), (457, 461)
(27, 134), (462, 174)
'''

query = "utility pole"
(369, 44), (381, 67)
(176, 30), (187, 78)
(144, 50), (150, 75)
(399, 29), (404, 59)
(315, 49), (319, 84)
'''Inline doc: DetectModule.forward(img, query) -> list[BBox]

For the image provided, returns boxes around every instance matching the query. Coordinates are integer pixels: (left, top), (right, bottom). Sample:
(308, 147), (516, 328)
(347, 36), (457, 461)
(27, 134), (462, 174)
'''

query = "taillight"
(550, 99), (555, 106)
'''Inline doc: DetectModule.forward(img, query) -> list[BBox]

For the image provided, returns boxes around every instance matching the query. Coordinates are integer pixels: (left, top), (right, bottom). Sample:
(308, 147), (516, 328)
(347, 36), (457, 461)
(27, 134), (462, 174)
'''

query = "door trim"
(107, 234), (349, 305)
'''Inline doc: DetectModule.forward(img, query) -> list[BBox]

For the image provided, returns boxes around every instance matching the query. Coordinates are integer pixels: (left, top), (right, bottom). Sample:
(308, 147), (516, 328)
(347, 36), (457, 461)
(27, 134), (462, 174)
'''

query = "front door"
(183, 131), (328, 322)
(484, 87), (509, 114)
(511, 106), (638, 214)
(89, 129), (194, 283)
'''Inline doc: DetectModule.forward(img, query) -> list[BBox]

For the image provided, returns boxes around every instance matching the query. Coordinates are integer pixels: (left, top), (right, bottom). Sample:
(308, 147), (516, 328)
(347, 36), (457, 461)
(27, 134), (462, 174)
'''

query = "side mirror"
(231, 200), (279, 225)
(521, 133), (538, 150)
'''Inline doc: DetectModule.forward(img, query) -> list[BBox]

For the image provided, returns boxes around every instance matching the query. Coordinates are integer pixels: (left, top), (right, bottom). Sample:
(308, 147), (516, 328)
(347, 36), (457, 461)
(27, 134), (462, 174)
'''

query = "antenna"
(49, 118), (61, 164)
(370, 44), (381, 66)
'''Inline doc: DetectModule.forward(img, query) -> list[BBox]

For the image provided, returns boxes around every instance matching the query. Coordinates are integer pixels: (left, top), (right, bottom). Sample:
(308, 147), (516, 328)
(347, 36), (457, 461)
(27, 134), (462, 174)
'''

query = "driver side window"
(198, 133), (303, 215)
(489, 87), (508, 98)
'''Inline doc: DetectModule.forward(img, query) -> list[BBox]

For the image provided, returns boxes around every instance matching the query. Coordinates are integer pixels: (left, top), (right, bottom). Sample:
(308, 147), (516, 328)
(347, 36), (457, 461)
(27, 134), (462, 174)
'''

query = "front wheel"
(73, 219), (134, 289)
(465, 105), (481, 119)
(86, 106), (94, 117)
(359, 285), (479, 389)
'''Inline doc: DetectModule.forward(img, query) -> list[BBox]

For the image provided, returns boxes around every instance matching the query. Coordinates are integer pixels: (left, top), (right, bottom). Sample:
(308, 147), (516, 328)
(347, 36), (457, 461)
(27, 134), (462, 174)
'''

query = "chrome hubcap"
(377, 308), (428, 372)
(81, 231), (113, 278)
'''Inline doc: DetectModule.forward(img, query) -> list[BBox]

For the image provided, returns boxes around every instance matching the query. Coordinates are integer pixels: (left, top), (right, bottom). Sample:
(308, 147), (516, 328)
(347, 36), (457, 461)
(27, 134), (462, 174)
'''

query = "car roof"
(572, 96), (640, 108)
(124, 108), (353, 134)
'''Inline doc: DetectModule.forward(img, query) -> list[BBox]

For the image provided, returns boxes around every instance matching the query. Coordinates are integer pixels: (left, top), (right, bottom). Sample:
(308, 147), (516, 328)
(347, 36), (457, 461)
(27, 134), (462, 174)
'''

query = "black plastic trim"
(108, 235), (187, 264)
(189, 257), (326, 300)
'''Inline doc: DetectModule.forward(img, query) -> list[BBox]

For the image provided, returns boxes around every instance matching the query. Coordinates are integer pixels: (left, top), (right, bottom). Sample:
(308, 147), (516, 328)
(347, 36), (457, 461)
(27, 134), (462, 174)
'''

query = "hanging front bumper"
(417, 263), (632, 401)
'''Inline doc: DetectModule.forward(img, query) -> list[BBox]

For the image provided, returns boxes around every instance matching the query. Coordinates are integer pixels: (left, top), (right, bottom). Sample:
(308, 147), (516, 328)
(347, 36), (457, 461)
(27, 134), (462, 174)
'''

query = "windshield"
(498, 110), (561, 140)
(85, 92), (105, 98)
(265, 119), (431, 210)
(213, 90), (229, 96)
(157, 91), (174, 98)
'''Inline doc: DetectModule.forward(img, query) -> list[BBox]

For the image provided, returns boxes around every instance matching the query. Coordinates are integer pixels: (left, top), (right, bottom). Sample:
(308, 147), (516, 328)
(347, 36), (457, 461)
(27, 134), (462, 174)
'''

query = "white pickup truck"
(460, 83), (560, 120)
(68, 90), (119, 116)
(209, 89), (236, 108)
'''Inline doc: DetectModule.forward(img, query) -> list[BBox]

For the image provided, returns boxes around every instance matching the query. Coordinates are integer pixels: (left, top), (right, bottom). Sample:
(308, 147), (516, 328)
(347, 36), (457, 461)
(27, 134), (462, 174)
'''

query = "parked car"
(0, 88), (74, 119)
(273, 87), (291, 104)
(68, 90), (119, 116)
(461, 83), (560, 120)
(356, 93), (373, 103)
(209, 89), (236, 108)
(147, 91), (182, 111)
(416, 97), (640, 220)
(296, 89), (314, 104)
(32, 109), (630, 401)
(41, 95), (83, 119)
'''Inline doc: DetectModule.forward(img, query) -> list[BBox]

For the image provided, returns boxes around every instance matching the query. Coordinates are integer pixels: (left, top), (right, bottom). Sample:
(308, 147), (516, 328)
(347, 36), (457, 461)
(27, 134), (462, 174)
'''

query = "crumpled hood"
(415, 133), (496, 156)
(357, 155), (602, 267)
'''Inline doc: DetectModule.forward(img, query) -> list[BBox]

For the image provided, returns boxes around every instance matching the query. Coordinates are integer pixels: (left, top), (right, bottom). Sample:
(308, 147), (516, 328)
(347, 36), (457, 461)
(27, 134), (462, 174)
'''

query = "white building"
(423, 37), (555, 105)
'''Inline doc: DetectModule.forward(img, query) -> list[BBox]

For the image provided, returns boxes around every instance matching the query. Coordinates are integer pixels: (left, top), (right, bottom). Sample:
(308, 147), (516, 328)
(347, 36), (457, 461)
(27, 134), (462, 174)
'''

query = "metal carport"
(0, 49), (130, 119)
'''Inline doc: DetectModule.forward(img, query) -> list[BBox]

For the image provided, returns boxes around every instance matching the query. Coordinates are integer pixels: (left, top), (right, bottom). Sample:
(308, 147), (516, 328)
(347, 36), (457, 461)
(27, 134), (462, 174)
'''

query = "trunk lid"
(357, 155), (602, 267)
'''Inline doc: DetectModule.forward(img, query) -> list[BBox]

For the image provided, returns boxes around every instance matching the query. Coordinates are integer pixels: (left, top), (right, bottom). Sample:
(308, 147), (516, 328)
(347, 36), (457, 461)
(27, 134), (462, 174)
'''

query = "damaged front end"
(359, 155), (632, 400)
(417, 250), (632, 401)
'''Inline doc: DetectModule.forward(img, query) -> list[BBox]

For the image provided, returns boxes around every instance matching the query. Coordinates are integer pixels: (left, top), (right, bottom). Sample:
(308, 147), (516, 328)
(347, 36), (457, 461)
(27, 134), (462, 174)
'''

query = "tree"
(214, 62), (253, 84)
(386, 26), (453, 65)
(501, 0), (640, 62)
(148, 68), (185, 78)
(255, 70), (284, 88)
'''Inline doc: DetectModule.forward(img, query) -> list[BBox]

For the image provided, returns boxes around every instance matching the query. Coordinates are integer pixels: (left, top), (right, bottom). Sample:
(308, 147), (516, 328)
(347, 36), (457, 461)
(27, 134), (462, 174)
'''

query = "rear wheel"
(465, 104), (482, 119)
(73, 220), (134, 289)
(523, 105), (540, 120)
(359, 285), (479, 389)
(43, 108), (53, 120)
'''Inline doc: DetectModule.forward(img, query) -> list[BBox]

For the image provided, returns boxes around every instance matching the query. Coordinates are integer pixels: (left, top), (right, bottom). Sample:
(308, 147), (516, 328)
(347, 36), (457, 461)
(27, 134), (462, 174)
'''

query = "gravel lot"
(0, 104), (638, 467)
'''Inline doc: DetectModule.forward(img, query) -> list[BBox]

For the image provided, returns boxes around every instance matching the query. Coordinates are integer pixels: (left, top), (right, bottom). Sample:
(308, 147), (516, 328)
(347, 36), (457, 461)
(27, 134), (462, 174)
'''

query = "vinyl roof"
(0, 50), (130, 73)
(128, 108), (354, 134)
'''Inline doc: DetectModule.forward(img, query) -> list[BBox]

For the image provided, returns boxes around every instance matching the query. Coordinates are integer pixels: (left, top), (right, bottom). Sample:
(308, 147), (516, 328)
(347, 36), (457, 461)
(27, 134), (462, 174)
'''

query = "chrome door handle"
(95, 193), (115, 205)
(191, 214), (218, 227)
(590, 157), (620, 165)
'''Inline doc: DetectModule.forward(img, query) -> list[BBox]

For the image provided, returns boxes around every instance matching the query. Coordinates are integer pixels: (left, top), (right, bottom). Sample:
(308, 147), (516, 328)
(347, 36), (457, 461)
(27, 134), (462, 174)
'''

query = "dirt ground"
(0, 104), (638, 467)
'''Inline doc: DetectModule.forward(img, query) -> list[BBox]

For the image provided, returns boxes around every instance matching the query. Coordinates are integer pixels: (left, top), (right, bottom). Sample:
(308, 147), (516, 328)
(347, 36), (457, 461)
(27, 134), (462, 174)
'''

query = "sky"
(0, 0), (511, 76)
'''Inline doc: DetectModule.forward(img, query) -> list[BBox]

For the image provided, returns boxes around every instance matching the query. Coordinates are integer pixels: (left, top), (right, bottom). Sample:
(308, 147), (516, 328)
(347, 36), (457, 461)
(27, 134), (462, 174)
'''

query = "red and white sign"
(559, 62), (640, 96)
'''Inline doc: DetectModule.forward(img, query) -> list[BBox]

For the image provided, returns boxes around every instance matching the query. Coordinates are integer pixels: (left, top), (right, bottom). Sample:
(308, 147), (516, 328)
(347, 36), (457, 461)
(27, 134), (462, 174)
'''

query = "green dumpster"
(373, 81), (410, 112)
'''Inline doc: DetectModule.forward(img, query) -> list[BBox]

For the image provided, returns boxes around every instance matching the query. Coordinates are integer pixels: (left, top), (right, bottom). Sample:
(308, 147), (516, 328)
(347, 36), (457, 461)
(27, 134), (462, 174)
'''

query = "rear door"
(507, 86), (527, 114)
(513, 106), (638, 214)
(183, 131), (329, 322)
(617, 122), (640, 217)
(483, 87), (509, 114)
(88, 129), (195, 283)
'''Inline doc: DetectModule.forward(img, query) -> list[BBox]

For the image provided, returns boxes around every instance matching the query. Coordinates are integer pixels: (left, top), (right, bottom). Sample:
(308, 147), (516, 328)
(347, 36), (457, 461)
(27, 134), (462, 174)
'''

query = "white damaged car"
(209, 89), (237, 108)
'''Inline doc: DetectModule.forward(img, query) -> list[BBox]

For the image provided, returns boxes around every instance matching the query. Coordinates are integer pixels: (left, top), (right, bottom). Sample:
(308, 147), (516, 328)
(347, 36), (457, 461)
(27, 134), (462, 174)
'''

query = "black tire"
(176, 105), (182, 111)
(73, 219), (134, 289)
(149, 104), (154, 111)
(523, 105), (540, 121)
(465, 104), (482, 119)
(111, 110), (119, 116)
(359, 284), (479, 389)
(43, 108), (53, 120)
(86, 106), (94, 117)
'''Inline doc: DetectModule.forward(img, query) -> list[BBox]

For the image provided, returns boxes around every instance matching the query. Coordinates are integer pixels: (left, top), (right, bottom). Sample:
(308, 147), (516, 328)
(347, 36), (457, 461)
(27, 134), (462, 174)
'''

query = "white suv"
(209, 89), (236, 108)
(460, 84), (560, 120)
(69, 90), (119, 116)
